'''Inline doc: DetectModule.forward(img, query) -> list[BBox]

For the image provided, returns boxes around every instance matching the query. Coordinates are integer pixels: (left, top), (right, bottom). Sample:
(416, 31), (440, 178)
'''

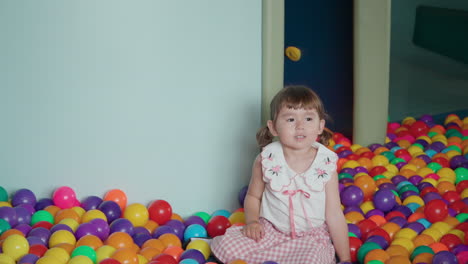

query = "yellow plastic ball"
(461, 188), (468, 199)
(421, 228), (443, 241)
(44, 247), (70, 263)
(446, 150), (461, 159)
(448, 229), (465, 242)
(68, 255), (94, 264)
(96, 245), (117, 263)
(72, 206), (86, 218)
(0, 201), (12, 207)
(391, 237), (415, 253)
(81, 209), (107, 223)
(36, 255), (64, 264)
(372, 155), (389, 167)
(402, 196), (424, 206)
(2, 234), (29, 261)
(49, 230), (76, 248)
(382, 170), (396, 178)
(228, 212), (245, 225)
(360, 201), (375, 214)
(0, 254), (15, 264)
(421, 177), (437, 186)
(417, 167), (434, 177)
(186, 239), (211, 259)
(351, 144), (363, 152)
(394, 228), (417, 240)
(342, 160), (360, 169)
(124, 203), (149, 227)
(59, 218), (79, 232)
(437, 168), (456, 180)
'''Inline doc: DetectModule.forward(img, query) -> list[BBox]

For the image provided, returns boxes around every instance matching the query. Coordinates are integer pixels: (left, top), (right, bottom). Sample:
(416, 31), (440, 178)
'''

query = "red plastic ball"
(385, 211), (406, 221)
(349, 236), (362, 263)
(369, 166), (387, 177)
(207, 215), (232, 238)
(420, 186), (438, 197)
(356, 219), (378, 240)
(432, 157), (450, 168)
(449, 200), (467, 214)
(148, 200), (172, 225)
(360, 151), (375, 159)
(439, 234), (462, 251)
(424, 199), (449, 223)
(456, 180), (468, 194)
(151, 253), (178, 264)
(99, 259), (122, 264)
(347, 154), (360, 161)
(442, 191), (461, 204)
(409, 121), (429, 137)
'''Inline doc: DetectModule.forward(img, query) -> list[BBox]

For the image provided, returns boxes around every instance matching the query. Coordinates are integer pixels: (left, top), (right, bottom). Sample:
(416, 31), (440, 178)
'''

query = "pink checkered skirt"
(211, 218), (335, 264)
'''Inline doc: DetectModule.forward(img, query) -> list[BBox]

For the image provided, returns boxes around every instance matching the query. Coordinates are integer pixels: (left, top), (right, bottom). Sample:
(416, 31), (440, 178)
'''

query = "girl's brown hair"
(256, 85), (332, 148)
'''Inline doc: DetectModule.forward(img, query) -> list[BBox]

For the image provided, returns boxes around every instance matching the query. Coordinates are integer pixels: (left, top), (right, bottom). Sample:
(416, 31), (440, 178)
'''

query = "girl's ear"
(267, 120), (278, 137)
(319, 119), (326, 134)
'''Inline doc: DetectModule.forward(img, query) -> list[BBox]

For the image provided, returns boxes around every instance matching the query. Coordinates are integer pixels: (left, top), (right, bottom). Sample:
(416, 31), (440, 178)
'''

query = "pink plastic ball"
(52, 186), (77, 209)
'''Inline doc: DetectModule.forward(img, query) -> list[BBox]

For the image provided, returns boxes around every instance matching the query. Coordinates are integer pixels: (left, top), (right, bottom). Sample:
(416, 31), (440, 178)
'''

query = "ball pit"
(0, 113), (467, 263)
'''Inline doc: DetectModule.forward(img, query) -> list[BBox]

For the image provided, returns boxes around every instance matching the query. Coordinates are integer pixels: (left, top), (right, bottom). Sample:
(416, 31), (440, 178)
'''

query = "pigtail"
(319, 127), (333, 146)
(256, 126), (274, 149)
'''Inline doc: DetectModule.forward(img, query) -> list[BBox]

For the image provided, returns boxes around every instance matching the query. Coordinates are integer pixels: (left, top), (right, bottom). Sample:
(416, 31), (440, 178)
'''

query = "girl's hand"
(242, 220), (264, 242)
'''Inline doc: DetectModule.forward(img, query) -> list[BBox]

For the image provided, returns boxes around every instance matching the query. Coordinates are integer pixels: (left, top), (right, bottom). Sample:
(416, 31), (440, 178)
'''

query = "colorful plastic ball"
(76, 235), (104, 250)
(68, 255), (94, 264)
(228, 211), (245, 225)
(184, 215), (206, 228)
(48, 230), (76, 247)
(80, 196), (103, 211)
(349, 236), (363, 262)
(96, 245), (117, 263)
(148, 200), (172, 225)
(124, 203), (149, 227)
(111, 248), (138, 264)
(34, 198), (54, 211)
(340, 185), (364, 207)
(11, 189), (36, 207)
(89, 218), (110, 241)
(52, 186), (77, 209)
(211, 209), (231, 219)
(71, 245), (97, 264)
(17, 253), (39, 264)
(183, 224), (207, 242)
(98, 201), (122, 224)
(424, 199), (449, 223)
(99, 258), (121, 264)
(105, 231), (133, 249)
(151, 253), (178, 264)
(0, 206), (18, 227)
(179, 249), (205, 264)
(228, 260), (248, 264)
(164, 219), (186, 241)
(109, 218), (134, 236)
(103, 189), (127, 211)
(132, 232), (152, 248)
(153, 226), (178, 240)
(432, 250), (458, 264)
(193, 211), (211, 224)
(357, 242), (381, 264)
(207, 215), (231, 238)
(366, 235), (389, 249)
(457, 251), (468, 264)
(439, 233), (463, 251)
(28, 227), (51, 244)
(75, 222), (98, 240)
(2, 234), (29, 261)
(186, 239), (211, 260)
(373, 189), (396, 212)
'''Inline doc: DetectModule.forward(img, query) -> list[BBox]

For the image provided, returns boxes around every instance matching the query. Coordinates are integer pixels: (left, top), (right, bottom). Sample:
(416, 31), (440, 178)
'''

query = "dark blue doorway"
(284, 1), (354, 138)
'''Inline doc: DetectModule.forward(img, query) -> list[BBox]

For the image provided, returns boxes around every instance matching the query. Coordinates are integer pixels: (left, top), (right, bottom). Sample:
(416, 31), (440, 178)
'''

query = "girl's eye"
(306, 117), (313, 121)
(287, 118), (295, 122)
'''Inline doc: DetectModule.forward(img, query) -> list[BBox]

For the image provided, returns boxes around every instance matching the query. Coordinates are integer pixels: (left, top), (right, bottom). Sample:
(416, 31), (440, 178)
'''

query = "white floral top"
(259, 141), (338, 234)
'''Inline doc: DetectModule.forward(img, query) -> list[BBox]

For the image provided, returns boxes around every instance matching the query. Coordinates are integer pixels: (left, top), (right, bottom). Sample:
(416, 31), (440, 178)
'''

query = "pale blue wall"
(0, 1), (262, 216)
(389, 0), (468, 121)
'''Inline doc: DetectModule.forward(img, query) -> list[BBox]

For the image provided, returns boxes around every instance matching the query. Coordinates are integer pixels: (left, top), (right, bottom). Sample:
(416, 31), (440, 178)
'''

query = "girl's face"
(267, 106), (325, 151)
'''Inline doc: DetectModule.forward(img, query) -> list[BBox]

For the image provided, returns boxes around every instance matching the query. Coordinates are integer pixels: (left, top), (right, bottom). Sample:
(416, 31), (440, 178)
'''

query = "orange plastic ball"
(75, 235), (103, 250)
(158, 233), (181, 248)
(111, 248), (138, 264)
(103, 189), (127, 211)
(106, 232), (134, 249)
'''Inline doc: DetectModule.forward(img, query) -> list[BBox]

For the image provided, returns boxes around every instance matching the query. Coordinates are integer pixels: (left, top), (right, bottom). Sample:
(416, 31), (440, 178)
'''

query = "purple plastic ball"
(432, 251), (458, 264)
(423, 192), (442, 204)
(75, 222), (97, 239)
(184, 215), (207, 228)
(378, 183), (397, 191)
(389, 216), (407, 227)
(340, 185), (364, 207)
(408, 175), (423, 186)
(400, 191), (419, 200)
(27, 235), (46, 246)
(368, 143), (382, 152)
(50, 223), (73, 234)
(366, 235), (389, 249)
(11, 188), (36, 207)
(365, 209), (385, 218)
(132, 232), (152, 247)
(90, 218), (110, 241)
(18, 253), (39, 264)
(34, 198), (53, 211)
(373, 189), (396, 212)
(391, 175), (407, 185)
(80, 195), (103, 211)
(393, 205), (412, 218)
(347, 223), (361, 238)
(14, 206), (32, 226)
(355, 166), (369, 174)
(404, 222), (425, 234)
(0, 206), (17, 227)
(109, 218), (134, 235)
(152, 225), (176, 238)
(417, 182), (434, 190)
(238, 185), (248, 207)
(14, 224), (32, 236)
(179, 249), (205, 264)
(340, 167), (356, 176)
(165, 219), (186, 241)
(27, 227), (51, 244)
(98, 200), (121, 224)
(343, 206), (364, 215)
